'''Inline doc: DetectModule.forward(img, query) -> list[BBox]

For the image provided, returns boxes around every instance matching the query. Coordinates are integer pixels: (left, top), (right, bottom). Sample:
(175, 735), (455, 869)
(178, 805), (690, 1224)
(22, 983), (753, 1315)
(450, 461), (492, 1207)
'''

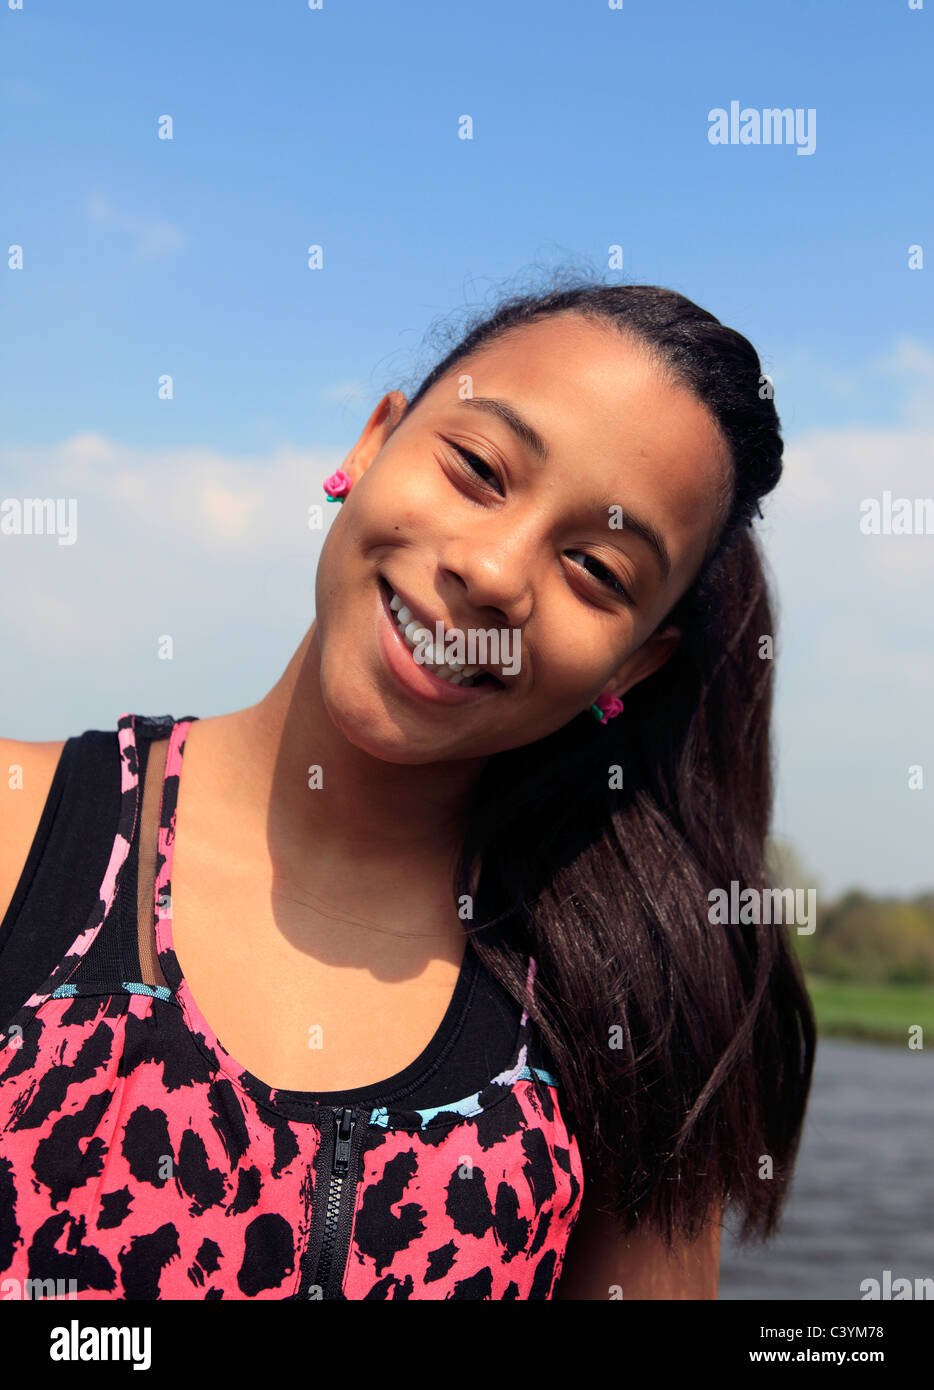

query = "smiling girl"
(0, 279), (815, 1300)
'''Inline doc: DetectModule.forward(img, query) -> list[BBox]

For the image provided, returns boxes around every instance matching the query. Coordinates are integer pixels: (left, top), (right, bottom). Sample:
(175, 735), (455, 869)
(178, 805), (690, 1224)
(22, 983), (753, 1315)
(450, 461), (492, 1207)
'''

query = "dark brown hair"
(397, 273), (816, 1247)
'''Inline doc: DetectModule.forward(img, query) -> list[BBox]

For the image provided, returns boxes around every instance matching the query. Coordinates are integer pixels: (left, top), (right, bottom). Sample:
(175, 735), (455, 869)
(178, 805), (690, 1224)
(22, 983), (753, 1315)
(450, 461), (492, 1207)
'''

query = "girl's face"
(315, 313), (730, 764)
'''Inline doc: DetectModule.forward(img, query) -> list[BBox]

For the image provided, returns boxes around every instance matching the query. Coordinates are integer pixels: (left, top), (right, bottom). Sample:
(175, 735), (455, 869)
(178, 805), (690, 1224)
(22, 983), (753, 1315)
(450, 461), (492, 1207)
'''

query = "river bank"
(804, 975), (934, 1045)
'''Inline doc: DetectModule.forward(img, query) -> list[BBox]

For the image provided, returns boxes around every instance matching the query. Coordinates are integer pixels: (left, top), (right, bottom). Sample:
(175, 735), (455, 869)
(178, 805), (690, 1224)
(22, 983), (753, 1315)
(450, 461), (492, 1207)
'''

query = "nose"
(439, 534), (534, 630)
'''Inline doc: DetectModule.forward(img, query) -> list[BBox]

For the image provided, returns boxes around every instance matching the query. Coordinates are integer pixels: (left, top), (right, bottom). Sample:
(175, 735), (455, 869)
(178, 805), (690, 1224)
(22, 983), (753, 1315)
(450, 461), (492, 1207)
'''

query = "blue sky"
(1, 0), (932, 898)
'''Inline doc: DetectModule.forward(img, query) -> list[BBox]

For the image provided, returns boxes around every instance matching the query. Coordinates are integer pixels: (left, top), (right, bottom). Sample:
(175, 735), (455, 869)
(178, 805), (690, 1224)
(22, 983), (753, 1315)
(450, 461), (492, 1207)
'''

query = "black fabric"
(0, 730), (121, 1027)
(71, 732), (151, 995)
(0, 721), (553, 1108)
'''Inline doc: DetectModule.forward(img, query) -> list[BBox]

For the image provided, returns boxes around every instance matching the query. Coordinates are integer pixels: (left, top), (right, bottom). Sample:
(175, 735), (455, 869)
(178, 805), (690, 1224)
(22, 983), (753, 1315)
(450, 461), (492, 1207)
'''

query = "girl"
(0, 279), (815, 1300)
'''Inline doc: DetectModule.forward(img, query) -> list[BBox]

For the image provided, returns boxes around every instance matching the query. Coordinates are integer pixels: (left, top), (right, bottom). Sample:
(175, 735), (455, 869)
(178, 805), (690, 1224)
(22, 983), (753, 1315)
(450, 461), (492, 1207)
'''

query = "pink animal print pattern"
(0, 714), (584, 1298)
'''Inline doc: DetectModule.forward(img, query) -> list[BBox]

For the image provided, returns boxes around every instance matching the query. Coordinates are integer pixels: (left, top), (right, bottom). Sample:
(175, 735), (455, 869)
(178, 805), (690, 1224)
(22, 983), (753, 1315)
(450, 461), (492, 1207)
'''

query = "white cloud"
(874, 337), (934, 426)
(61, 432), (119, 464)
(776, 335), (934, 429)
(0, 436), (345, 556)
(758, 368), (934, 894)
(780, 425), (934, 515)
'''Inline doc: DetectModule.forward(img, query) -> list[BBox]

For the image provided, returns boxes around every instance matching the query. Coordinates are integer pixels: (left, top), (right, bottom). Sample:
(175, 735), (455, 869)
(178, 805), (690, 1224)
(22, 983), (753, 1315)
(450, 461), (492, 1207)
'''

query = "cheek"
(531, 632), (619, 704)
(346, 468), (439, 558)
(313, 526), (348, 636)
(314, 521), (369, 660)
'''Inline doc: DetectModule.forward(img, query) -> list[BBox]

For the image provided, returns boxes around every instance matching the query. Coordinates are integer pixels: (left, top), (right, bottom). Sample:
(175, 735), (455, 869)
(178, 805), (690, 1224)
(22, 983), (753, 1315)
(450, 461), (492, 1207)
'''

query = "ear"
(603, 624), (681, 700)
(339, 390), (408, 487)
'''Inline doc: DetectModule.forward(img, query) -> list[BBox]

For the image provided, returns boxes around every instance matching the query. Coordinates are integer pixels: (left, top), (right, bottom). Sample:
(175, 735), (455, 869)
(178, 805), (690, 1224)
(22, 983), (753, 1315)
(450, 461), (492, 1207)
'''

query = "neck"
(222, 621), (488, 879)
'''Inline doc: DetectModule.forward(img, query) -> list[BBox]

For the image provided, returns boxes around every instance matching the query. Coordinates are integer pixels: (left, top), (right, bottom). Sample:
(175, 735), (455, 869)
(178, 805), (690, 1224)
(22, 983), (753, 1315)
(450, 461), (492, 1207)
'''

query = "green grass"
(804, 975), (934, 1045)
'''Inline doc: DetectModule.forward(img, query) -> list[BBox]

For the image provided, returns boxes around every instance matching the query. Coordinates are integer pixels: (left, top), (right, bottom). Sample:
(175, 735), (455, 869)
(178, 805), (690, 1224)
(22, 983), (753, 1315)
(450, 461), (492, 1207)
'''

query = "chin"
(320, 684), (436, 765)
(337, 720), (443, 766)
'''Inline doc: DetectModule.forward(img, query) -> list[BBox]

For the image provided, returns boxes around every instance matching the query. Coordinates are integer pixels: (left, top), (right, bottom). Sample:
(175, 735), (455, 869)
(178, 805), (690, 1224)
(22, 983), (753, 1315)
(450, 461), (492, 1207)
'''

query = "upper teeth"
(388, 587), (485, 686)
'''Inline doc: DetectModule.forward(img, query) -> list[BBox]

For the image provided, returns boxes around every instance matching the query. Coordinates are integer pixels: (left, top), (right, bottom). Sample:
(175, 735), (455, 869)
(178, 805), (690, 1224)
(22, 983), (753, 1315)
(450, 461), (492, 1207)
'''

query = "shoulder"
(0, 737), (68, 923)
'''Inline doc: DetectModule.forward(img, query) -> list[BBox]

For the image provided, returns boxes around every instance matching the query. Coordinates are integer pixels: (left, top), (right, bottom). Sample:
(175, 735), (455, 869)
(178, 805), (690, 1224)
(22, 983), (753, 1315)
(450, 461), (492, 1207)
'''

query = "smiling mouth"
(378, 576), (505, 690)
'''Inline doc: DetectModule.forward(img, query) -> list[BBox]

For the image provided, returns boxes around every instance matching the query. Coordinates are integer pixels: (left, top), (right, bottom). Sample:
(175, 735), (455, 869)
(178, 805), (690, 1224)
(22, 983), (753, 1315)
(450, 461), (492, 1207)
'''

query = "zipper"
(297, 1105), (364, 1299)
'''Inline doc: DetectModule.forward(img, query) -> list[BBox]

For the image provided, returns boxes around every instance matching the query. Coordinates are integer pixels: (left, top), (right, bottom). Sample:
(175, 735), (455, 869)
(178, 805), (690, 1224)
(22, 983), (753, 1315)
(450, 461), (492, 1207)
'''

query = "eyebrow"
(459, 394), (672, 581)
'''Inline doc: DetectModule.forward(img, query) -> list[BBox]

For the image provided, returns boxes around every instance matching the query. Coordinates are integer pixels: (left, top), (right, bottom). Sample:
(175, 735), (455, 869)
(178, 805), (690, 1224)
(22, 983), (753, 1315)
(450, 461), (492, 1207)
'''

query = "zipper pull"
(333, 1107), (355, 1176)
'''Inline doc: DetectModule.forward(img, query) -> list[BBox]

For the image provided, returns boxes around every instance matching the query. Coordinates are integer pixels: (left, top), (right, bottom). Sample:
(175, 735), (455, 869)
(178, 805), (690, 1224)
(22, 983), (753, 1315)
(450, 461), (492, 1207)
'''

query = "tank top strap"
(49, 714), (180, 1001)
(479, 950), (555, 1090)
(123, 711), (198, 998)
(0, 714), (194, 1050)
(111, 714), (197, 999)
(524, 953), (560, 1082)
(134, 729), (170, 990)
(0, 714), (138, 1045)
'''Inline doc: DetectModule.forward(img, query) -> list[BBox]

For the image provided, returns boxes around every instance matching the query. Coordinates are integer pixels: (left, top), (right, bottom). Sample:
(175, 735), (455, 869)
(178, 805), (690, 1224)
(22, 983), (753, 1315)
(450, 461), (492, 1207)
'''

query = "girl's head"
(317, 278), (813, 1246)
(316, 282), (781, 764)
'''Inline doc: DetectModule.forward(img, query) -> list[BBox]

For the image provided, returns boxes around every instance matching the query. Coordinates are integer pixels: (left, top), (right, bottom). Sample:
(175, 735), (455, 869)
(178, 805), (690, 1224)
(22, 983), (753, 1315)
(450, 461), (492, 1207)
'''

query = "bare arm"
(555, 1169), (722, 1300)
(0, 739), (66, 924)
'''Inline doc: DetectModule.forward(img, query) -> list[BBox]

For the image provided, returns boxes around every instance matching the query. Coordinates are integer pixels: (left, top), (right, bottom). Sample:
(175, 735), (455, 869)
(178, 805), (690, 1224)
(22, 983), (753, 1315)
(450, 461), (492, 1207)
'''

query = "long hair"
(395, 274), (816, 1247)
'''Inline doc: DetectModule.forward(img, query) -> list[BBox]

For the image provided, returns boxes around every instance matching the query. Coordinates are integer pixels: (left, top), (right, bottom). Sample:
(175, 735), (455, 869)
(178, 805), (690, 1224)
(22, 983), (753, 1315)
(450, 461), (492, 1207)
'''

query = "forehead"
(425, 312), (732, 583)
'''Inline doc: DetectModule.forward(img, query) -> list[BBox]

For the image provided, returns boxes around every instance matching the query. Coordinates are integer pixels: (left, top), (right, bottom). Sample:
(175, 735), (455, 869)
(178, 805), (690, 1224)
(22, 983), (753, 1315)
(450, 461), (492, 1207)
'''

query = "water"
(719, 1037), (934, 1299)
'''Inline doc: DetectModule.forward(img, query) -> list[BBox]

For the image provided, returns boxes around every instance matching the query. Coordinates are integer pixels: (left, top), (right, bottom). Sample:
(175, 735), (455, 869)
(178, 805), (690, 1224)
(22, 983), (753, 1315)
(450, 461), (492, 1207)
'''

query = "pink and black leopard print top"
(0, 713), (584, 1299)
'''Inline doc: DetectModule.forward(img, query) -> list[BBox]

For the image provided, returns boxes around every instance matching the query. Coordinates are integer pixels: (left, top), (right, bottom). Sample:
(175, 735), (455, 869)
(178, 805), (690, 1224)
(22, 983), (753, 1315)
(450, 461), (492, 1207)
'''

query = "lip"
(377, 577), (504, 706)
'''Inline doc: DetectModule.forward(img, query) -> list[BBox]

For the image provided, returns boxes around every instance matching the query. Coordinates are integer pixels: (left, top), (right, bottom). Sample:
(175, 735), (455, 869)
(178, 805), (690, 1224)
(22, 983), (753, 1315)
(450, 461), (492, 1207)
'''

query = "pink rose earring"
(590, 693), (624, 724)
(323, 469), (353, 502)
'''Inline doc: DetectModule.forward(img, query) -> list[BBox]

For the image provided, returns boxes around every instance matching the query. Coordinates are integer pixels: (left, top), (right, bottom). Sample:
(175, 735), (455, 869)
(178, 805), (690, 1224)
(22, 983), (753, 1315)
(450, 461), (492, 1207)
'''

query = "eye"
(565, 549), (634, 604)
(443, 441), (505, 496)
